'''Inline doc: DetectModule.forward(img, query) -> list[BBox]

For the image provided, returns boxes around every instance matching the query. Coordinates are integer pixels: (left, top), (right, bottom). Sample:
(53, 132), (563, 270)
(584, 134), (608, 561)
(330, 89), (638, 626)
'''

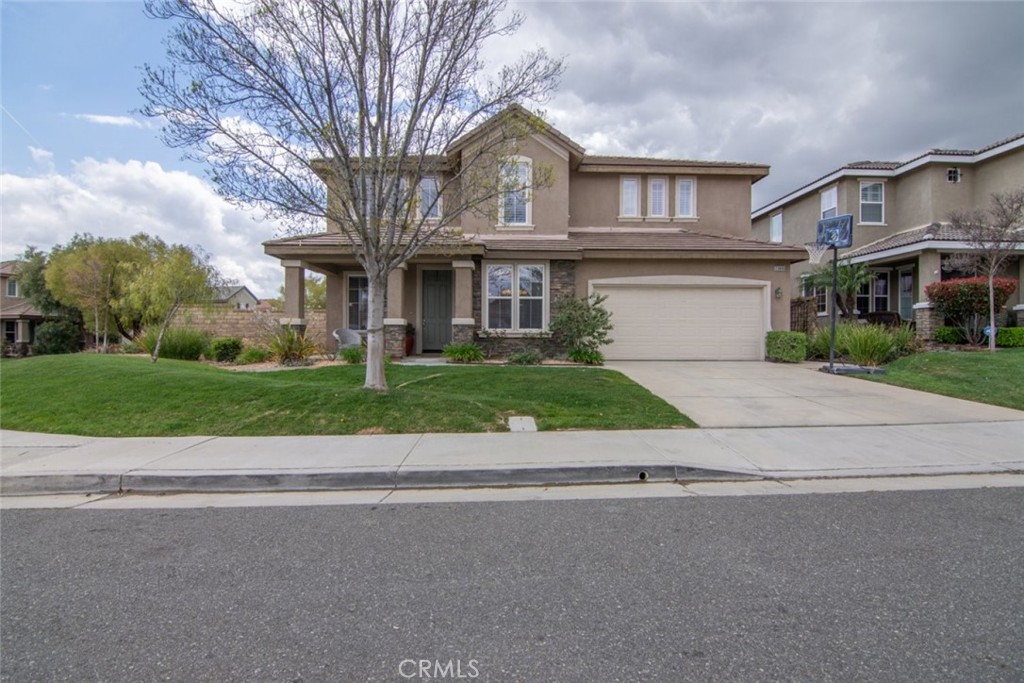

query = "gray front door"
(422, 270), (452, 351)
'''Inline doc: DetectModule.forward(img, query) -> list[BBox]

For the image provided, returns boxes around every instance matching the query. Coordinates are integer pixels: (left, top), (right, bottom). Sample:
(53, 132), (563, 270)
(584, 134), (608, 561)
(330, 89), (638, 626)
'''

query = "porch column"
(281, 260), (306, 333)
(1014, 256), (1024, 326)
(325, 273), (343, 352)
(913, 252), (943, 341)
(384, 264), (407, 358)
(452, 260), (476, 344)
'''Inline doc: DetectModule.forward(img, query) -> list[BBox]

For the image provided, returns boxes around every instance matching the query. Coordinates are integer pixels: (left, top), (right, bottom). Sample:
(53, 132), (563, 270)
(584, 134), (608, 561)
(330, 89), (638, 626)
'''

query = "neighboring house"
(265, 108), (806, 360)
(212, 285), (260, 310)
(0, 261), (46, 354)
(752, 134), (1024, 336)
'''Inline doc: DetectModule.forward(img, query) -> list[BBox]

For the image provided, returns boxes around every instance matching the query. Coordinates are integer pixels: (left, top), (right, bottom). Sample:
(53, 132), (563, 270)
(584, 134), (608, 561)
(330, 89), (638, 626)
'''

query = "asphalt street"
(2, 488), (1022, 682)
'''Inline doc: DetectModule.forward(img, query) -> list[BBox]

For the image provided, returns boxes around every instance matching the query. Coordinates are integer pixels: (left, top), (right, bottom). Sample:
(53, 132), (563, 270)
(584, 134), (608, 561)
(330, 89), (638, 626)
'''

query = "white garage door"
(593, 281), (767, 361)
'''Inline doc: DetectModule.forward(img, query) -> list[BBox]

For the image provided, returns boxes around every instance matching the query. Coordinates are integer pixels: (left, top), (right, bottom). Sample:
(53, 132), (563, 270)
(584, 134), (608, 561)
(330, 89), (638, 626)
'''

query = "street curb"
(0, 464), (760, 496)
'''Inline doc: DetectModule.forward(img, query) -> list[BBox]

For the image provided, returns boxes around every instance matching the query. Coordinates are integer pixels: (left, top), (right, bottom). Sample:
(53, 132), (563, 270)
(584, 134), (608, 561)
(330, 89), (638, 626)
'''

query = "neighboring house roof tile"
(843, 222), (979, 259)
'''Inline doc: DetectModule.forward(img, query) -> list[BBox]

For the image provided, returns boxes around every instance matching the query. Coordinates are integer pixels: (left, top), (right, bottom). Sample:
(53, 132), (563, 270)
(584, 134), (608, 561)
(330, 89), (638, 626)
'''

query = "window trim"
(482, 261), (549, 332)
(675, 177), (696, 219)
(855, 270), (890, 315)
(498, 157), (532, 227)
(619, 176), (641, 220)
(5, 279), (18, 298)
(647, 176), (668, 219)
(820, 186), (838, 219)
(769, 212), (783, 243)
(802, 276), (828, 316)
(346, 273), (369, 332)
(859, 180), (885, 225)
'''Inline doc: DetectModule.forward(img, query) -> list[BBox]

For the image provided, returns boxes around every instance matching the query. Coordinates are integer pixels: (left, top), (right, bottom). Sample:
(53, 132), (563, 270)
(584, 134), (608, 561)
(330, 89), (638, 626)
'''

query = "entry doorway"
(421, 269), (453, 351)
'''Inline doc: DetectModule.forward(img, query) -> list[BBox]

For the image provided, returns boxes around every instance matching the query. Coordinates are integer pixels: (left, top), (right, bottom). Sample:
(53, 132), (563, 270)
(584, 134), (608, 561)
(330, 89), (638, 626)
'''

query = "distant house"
(212, 285), (260, 310)
(0, 260), (47, 353)
(751, 134), (1024, 336)
(264, 106), (807, 360)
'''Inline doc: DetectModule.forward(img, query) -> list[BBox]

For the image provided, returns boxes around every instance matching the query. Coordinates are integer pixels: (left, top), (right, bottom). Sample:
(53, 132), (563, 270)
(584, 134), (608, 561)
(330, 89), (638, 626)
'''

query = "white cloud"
(0, 158), (290, 298)
(28, 146), (55, 173)
(73, 114), (149, 128)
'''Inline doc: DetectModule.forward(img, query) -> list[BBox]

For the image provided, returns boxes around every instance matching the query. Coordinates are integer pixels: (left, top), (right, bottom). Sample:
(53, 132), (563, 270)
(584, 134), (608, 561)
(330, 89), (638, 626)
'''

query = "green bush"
(996, 327), (1024, 348)
(508, 348), (543, 365)
(442, 342), (485, 363)
(268, 326), (319, 365)
(549, 294), (613, 362)
(765, 331), (807, 363)
(567, 347), (604, 365)
(925, 277), (1017, 345)
(807, 326), (834, 360)
(934, 326), (966, 344)
(210, 337), (244, 363)
(120, 338), (144, 354)
(889, 324), (921, 359)
(140, 327), (211, 361)
(235, 345), (270, 365)
(340, 346), (366, 364)
(843, 324), (895, 367)
(32, 320), (83, 355)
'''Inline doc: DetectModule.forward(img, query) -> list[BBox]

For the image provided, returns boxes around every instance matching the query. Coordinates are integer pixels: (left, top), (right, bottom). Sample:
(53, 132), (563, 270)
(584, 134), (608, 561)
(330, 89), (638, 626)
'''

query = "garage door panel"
(595, 284), (765, 361)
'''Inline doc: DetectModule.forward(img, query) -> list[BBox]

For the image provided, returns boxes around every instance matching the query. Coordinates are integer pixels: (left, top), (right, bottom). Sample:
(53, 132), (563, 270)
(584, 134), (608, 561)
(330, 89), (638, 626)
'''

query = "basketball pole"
(828, 243), (838, 374)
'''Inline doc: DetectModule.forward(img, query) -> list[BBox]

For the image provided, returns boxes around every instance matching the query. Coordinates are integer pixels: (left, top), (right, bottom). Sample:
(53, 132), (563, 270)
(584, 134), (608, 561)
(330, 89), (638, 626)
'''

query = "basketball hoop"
(804, 242), (830, 265)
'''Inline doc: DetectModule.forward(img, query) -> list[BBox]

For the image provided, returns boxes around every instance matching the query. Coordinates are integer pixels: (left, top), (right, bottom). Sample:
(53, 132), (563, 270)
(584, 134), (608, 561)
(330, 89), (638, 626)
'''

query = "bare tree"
(946, 188), (1024, 351)
(140, 0), (563, 390)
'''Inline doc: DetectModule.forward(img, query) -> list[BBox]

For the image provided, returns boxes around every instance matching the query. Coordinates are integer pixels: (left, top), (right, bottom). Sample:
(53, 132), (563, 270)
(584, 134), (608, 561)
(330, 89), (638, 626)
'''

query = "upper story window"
(500, 158), (531, 226)
(675, 178), (696, 218)
(419, 176), (440, 220)
(860, 181), (884, 224)
(5, 279), (18, 298)
(769, 213), (783, 243)
(820, 186), (838, 219)
(648, 177), (668, 218)
(947, 168), (962, 183)
(484, 262), (547, 331)
(620, 177), (640, 218)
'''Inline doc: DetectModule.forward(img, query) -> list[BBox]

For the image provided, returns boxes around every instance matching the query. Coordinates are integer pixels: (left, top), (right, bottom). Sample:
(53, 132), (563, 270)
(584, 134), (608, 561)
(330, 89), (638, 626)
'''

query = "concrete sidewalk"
(3, 422), (1023, 496)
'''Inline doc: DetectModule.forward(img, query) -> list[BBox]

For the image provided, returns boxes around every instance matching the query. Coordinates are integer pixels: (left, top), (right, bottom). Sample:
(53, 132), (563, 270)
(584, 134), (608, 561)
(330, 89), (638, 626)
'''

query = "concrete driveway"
(607, 361), (1024, 428)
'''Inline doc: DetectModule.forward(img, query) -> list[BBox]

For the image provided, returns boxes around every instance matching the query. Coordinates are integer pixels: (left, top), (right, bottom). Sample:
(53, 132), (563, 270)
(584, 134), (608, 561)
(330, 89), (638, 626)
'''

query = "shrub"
(120, 338), (144, 354)
(139, 327), (211, 361)
(842, 324), (895, 367)
(925, 277), (1017, 345)
(442, 342), (485, 363)
(508, 348), (543, 365)
(807, 326), (833, 360)
(889, 323), (921, 359)
(32, 320), (83, 355)
(567, 347), (604, 365)
(765, 331), (807, 363)
(934, 326), (966, 345)
(549, 294), (613, 363)
(235, 345), (271, 365)
(268, 326), (319, 364)
(996, 327), (1024, 348)
(340, 345), (366, 364)
(210, 337), (244, 363)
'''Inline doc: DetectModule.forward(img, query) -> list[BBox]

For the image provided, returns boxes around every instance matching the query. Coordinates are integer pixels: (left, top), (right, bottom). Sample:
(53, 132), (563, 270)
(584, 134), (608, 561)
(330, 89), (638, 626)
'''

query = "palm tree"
(803, 259), (877, 318)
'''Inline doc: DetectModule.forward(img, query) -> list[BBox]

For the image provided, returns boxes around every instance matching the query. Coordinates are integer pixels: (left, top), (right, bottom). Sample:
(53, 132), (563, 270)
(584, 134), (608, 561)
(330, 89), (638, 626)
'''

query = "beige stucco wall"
(570, 173), (755, 236)
(575, 258), (792, 332)
(973, 147), (1024, 204)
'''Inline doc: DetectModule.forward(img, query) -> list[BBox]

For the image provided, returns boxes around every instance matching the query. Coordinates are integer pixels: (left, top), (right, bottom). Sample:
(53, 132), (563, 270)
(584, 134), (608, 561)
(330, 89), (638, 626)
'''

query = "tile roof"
(0, 299), (45, 320)
(844, 222), (971, 258)
(580, 156), (768, 170)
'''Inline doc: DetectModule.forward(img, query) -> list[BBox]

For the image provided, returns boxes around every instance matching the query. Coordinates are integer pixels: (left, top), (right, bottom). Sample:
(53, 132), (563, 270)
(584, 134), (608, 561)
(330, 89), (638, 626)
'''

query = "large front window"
(485, 263), (546, 331)
(500, 160), (531, 225)
(856, 274), (889, 314)
(860, 181), (884, 224)
(347, 275), (369, 331)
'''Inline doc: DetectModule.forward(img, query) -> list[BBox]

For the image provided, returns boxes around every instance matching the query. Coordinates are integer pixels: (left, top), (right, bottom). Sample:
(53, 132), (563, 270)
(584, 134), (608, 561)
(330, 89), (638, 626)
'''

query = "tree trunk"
(988, 275), (997, 351)
(151, 301), (181, 363)
(363, 272), (388, 391)
(93, 304), (101, 353)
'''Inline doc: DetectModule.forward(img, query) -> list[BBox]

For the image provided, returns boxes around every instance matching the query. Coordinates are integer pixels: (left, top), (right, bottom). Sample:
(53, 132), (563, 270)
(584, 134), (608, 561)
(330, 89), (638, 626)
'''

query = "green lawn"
(0, 354), (694, 436)
(863, 348), (1024, 411)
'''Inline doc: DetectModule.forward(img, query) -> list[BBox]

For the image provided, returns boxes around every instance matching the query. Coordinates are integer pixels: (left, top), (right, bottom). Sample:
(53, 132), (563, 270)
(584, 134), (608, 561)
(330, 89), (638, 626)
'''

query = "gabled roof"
(844, 222), (1024, 262)
(753, 132), (1024, 219)
(446, 103), (586, 160)
(0, 260), (24, 277)
(212, 285), (259, 303)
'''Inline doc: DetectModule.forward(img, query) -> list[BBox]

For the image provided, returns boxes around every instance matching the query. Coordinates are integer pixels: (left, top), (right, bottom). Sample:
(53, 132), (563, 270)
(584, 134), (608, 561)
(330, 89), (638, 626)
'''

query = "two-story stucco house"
(265, 109), (806, 360)
(0, 260), (46, 354)
(752, 134), (1024, 336)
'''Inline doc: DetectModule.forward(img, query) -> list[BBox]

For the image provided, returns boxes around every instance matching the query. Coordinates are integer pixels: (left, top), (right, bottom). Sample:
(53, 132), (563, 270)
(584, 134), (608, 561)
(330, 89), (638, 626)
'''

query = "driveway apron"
(607, 361), (1024, 428)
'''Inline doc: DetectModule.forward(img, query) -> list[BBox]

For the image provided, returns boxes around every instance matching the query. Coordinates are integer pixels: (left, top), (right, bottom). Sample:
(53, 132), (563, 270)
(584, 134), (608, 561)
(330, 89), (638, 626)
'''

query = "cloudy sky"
(3, 1), (1022, 298)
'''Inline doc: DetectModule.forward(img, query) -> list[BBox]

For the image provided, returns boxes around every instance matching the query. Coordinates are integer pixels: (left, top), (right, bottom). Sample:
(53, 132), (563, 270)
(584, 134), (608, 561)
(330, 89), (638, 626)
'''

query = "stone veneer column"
(913, 302), (940, 341)
(281, 260), (306, 334)
(383, 264), (407, 357)
(452, 260), (476, 344)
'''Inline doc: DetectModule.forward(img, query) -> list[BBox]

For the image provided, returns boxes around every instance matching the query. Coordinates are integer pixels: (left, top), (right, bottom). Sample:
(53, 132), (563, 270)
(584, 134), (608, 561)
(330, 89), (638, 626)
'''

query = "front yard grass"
(0, 354), (695, 436)
(863, 348), (1024, 411)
